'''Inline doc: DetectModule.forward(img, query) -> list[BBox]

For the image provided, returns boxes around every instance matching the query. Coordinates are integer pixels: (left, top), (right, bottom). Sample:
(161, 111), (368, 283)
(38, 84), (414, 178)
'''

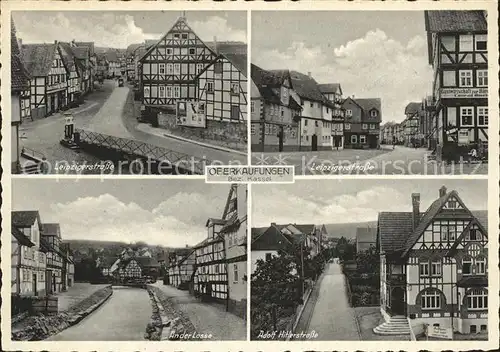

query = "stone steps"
(373, 315), (411, 336)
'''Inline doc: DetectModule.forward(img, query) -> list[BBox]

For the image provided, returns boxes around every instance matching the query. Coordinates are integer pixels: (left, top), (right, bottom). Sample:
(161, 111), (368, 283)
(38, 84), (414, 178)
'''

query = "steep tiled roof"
(11, 21), (30, 91)
(12, 210), (40, 227)
(222, 52), (247, 77)
(425, 11), (487, 33)
(251, 227), (268, 242)
(356, 227), (377, 243)
(251, 65), (302, 111)
(355, 98), (382, 122)
(288, 71), (326, 103)
(207, 41), (247, 55)
(99, 256), (118, 268)
(318, 83), (341, 94)
(292, 224), (315, 234)
(378, 212), (415, 253)
(21, 43), (57, 77)
(251, 224), (292, 251)
(378, 192), (488, 255)
(12, 227), (35, 247)
(472, 210), (488, 229)
(405, 102), (422, 115)
(72, 46), (90, 60)
(74, 42), (95, 55)
(42, 223), (61, 239)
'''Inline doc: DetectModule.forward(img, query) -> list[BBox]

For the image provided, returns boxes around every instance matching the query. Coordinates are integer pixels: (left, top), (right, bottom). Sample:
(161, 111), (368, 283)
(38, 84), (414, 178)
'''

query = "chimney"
(412, 193), (420, 229)
(271, 222), (276, 226)
(213, 36), (218, 54)
(307, 71), (311, 78)
(439, 186), (447, 198)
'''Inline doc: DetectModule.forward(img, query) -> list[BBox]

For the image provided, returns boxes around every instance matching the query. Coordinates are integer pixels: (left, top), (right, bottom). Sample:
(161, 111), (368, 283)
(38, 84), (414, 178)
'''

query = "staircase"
(373, 315), (411, 336)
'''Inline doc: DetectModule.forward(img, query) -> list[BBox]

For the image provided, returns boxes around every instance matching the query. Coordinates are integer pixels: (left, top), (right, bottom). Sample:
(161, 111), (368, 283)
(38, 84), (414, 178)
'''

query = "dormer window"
(370, 109), (378, 118)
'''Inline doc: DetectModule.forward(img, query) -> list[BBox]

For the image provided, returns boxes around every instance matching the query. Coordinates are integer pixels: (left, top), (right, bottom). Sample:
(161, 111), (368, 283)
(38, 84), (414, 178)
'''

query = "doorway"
(312, 134), (318, 151)
(391, 287), (405, 315)
(32, 273), (38, 296)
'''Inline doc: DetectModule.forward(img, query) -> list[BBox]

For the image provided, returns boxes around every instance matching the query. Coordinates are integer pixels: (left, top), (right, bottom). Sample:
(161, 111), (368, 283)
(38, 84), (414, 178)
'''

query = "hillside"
(324, 221), (378, 240)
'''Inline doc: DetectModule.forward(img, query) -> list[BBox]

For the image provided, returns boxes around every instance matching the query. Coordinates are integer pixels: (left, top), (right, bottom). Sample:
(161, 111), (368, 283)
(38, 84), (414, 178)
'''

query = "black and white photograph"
(250, 10), (489, 175)
(10, 179), (248, 341)
(11, 11), (248, 175)
(251, 180), (488, 341)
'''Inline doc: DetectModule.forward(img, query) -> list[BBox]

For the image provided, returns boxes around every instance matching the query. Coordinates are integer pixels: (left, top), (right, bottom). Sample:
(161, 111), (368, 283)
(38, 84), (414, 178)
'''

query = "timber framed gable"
(140, 17), (218, 107)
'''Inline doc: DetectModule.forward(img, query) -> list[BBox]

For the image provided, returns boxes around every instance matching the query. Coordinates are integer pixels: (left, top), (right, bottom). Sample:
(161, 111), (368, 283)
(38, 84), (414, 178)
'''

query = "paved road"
(48, 286), (151, 341)
(19, 81), (116, 173)
(152, 282), (246, 340)
(302, 263), (360, 341)
(120, 90), (247, 165)
(252, 145), (487, 175)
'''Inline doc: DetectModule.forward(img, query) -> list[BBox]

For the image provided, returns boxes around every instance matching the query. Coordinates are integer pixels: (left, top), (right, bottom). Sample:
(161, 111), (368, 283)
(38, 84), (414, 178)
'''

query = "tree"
(355, 246), (380, 274)
(251, 250), (302, 339)
(336, 237), (356, 261)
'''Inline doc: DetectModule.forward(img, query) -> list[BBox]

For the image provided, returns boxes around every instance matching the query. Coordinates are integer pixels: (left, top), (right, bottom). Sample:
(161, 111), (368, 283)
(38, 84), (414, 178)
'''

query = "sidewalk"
(57, 283), (109, 313)
(152, 282), (246, 340)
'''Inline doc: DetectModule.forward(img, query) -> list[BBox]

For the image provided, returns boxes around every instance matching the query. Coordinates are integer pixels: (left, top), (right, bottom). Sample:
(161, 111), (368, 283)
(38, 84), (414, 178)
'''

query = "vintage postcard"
(8, 9), (248, 175)
(1, 1), (499, 352)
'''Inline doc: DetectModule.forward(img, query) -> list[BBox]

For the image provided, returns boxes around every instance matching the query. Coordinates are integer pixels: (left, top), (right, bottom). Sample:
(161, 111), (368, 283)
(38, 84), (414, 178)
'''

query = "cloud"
(48, 193), (211, 247)
(13, 13), (245, 49)
(252, 186), (408, 227)
(253, 29), (433, 123)
(190, 16), (246, 42)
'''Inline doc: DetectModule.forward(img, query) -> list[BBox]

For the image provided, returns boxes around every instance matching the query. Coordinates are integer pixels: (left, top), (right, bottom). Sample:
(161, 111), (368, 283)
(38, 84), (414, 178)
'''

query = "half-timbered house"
(117, 258), (143, 280)
(42, 223), (64, 294)
(71, 45), (92, 94)
(59, 42), (83, 104)
(140, 16), (218, 111)
(193, 218), (227, 302)
(403, 102), (422, 147)
(22, 43), (69, 118)
(11, 21), (31, 174)
(377, 186), (488, 336)
(12, 211), (48, 296)
(220, 184), (248, 318)
(168, 250), (195, 289)
(425, 11), (488, 161)
(250, 66), (302, 152)
(342, 97), (382, 149)
(318, 83), (345, 149)
(192, 52), (247, 142)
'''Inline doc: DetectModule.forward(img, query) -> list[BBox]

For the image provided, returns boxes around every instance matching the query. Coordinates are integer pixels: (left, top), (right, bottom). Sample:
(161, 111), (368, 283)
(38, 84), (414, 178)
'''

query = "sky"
(12, 10), (247, 48)
(252, 180), (488, 227)
(252, 11), (434, 123)
(12, 179), (237, 248)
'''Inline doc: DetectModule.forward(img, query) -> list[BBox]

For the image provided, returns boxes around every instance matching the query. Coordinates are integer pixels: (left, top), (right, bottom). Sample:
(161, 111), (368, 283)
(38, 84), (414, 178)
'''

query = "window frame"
(360, 135), (366, 144)
(421, 289), (442, 310)
(467, 289), (487, 310)
(460, 106), (474, 127)
(459, 70), (473, 87)
(474, 34), (487, 52)
(476, 70), (488, 87)
(207, 81), (214, 93)
(462, 257), (473, 275)
(477, 107), (488, 127)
